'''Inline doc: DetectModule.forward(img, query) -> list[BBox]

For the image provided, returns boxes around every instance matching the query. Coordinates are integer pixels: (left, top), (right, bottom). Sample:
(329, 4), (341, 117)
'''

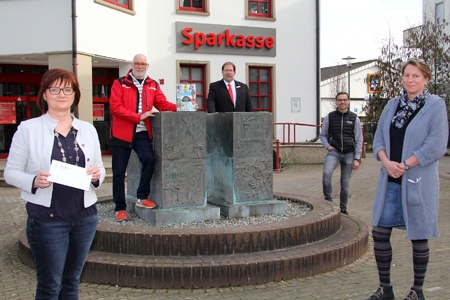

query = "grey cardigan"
(373, 94), (448, 239)
(4, 113), (105, 208)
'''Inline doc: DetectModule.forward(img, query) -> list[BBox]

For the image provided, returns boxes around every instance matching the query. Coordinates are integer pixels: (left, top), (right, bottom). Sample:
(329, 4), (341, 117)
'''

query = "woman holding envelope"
(4, 68), (105, 299)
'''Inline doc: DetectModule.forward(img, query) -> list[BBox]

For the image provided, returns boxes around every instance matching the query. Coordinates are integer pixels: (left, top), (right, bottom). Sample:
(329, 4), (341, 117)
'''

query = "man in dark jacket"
(319, 92), (362, 215)
(206, 62), (254, 113)
(109, 53), (176, 222)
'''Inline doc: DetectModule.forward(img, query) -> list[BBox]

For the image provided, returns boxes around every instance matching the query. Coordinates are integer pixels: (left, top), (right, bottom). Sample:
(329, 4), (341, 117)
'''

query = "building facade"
(320, 60), (379, 119)
(0, 0), (320, 157)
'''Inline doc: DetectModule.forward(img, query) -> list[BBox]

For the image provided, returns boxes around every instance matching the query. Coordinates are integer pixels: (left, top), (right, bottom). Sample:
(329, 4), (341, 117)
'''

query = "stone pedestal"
(206, 112), (286, 218)
(126, 112), (220, 227)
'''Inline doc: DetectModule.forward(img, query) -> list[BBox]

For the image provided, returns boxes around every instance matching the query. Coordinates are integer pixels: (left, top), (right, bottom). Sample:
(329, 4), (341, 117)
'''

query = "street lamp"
(342, 56), (355, 110)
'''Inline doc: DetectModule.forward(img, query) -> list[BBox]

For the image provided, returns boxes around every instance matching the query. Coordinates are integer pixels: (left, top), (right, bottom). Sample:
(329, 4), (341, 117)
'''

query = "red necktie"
(228, 83), (234, 105)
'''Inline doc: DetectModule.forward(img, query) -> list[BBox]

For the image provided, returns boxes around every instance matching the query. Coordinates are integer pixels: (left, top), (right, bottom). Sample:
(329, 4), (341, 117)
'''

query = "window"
(249, 67), (272, 112)
(92, 68), (118, 99)
(0, 64), (46, 157)
(436, 2), (445, 25)
(247, 0), (275, 19)
(177, 0), (209, 15)
(179, 64), (207, 111)
(92, 67), (118, 153)
(0, 83), (26, 96)
(104, 0), (130, 9)
(181, 0), (203, 9)
(94, 0), (134, 14)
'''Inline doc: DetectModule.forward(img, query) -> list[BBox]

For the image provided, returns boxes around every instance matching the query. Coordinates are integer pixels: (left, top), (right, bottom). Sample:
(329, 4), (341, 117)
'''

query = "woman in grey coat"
(366, 59), (448, 300)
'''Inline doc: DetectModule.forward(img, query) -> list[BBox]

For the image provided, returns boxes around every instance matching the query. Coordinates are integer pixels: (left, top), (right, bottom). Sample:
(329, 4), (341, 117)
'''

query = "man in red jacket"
(109, 53), (176, 222)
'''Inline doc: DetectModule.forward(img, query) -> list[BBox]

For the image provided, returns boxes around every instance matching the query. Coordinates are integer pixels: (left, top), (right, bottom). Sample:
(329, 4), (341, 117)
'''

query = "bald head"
(131, 53), (149, 79)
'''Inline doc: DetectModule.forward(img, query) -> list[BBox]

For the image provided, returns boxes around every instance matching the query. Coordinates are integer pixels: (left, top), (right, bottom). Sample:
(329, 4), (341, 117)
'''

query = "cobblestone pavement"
(1, 156), (449, 299)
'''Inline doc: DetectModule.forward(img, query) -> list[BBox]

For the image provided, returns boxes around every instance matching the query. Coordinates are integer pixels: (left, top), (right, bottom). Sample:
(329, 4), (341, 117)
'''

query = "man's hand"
(140, 110), (159, 120)
(352, 159), (360, 170)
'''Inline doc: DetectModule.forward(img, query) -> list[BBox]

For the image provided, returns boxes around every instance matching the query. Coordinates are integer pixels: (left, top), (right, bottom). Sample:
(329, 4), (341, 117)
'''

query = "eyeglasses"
(133, 62), (148, 67)
(48, 87), (74, 95)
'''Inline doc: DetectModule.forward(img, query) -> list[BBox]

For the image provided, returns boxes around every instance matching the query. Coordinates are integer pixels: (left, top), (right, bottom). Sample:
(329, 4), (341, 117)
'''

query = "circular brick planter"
(18, 193), (368, 289)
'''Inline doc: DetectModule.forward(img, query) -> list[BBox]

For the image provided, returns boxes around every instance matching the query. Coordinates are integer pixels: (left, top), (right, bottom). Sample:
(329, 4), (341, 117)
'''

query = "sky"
(321, 0), (423, 67)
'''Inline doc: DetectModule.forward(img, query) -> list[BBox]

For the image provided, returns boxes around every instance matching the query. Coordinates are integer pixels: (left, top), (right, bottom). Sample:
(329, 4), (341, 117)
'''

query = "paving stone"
(0, 155), (449, 299)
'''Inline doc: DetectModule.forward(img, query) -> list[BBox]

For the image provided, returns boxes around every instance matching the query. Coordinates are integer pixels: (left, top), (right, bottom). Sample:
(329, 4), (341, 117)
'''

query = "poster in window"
(367, 73), (382, 93)
(176, 84), (196, 111)
(93, 104), (105, 121)
(0, 102), (16, 124)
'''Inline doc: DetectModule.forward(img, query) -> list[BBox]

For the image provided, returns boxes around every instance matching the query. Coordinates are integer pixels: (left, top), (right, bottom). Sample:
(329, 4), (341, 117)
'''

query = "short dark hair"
(222, 62), (236, 71)
(335, 92), (349, 100)
(37, 69), (81, 113)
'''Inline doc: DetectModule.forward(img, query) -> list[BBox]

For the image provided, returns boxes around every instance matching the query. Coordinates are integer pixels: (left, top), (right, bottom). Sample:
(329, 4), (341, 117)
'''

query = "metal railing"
(273, 122), (321, 172)
(273, 122), (365, 172)
(273, 122), (321, 145)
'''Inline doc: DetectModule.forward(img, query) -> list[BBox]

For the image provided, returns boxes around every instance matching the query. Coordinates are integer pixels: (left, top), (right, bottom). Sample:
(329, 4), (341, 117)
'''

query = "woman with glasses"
(4, 68), (105, 299)
(366, 59), (448, 300)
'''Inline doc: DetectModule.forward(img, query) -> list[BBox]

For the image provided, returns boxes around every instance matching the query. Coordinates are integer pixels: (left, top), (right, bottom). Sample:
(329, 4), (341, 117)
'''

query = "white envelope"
(47, 159), (92, 191)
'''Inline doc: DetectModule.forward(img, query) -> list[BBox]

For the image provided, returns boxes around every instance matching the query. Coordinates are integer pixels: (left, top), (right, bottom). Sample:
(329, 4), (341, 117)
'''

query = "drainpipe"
(316, 0), (321, 137)
(72, 0), (78, 117)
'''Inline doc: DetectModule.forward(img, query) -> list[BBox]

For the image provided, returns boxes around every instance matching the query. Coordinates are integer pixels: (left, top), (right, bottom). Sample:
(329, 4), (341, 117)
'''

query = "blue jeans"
(26, 215), (98, 300)
(112, 131), (155, 211)
(378, 182), (405, 228)
(322, 150), (354, 211)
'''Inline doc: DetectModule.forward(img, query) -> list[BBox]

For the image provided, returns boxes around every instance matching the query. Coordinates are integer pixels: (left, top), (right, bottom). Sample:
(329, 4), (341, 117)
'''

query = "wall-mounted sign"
(291, 97), (301, 112)
(367, 73), (382, 93)
(0, 102), (16, 124)
(176, 22), (276, 57)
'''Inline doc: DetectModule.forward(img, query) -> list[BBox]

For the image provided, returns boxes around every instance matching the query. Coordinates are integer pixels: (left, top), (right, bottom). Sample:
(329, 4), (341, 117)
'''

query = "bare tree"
(329, 64), (348, 98)
(364, 14), (450, 124)
(322, 64), (348, 113)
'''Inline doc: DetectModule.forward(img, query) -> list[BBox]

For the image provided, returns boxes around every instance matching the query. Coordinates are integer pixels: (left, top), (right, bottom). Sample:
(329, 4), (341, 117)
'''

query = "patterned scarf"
(391, 88), (430, 128)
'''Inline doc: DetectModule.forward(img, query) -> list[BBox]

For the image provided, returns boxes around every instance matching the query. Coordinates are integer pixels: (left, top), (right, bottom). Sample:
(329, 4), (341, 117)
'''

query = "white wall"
(274, 1), (319, 141)
(76, 1), (148, 62)
(0, 0), (72, 55)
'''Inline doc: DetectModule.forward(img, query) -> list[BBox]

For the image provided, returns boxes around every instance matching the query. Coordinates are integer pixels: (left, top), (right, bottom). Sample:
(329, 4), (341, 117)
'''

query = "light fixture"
(342, 56), (355, 109)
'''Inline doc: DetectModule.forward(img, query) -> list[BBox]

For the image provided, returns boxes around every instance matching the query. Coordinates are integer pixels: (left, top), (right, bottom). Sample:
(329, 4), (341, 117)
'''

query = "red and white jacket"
(109, 69), (176, 147)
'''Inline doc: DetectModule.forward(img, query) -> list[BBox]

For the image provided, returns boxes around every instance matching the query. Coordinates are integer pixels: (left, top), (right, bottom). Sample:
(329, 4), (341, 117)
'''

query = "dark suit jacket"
(206, 80), (254, 113)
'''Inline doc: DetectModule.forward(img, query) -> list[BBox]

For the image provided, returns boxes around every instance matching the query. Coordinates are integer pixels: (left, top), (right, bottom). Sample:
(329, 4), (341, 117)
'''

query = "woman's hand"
(34, 171), (52, 189)
(383, 160), (405, 178)
(86, 165), (101, 183)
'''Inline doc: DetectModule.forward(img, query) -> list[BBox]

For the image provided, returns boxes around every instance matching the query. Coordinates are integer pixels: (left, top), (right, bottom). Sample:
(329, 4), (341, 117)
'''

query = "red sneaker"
(116, 210), (129, 222)
(136, 198), (157, 209)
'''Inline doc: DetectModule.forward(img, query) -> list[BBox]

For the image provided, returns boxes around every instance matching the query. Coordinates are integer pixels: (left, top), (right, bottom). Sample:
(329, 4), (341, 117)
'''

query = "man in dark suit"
(206, 62), (254, 113)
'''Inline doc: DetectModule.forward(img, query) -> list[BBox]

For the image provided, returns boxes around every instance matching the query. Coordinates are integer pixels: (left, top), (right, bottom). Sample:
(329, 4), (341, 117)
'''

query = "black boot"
(367, 285), (395, 300)
(403, 289), (424, 300)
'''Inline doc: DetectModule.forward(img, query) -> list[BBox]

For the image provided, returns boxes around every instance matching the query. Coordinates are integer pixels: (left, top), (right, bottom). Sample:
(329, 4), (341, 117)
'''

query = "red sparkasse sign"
(176, 22), (276, 57)
(182, 28), (275, 50)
